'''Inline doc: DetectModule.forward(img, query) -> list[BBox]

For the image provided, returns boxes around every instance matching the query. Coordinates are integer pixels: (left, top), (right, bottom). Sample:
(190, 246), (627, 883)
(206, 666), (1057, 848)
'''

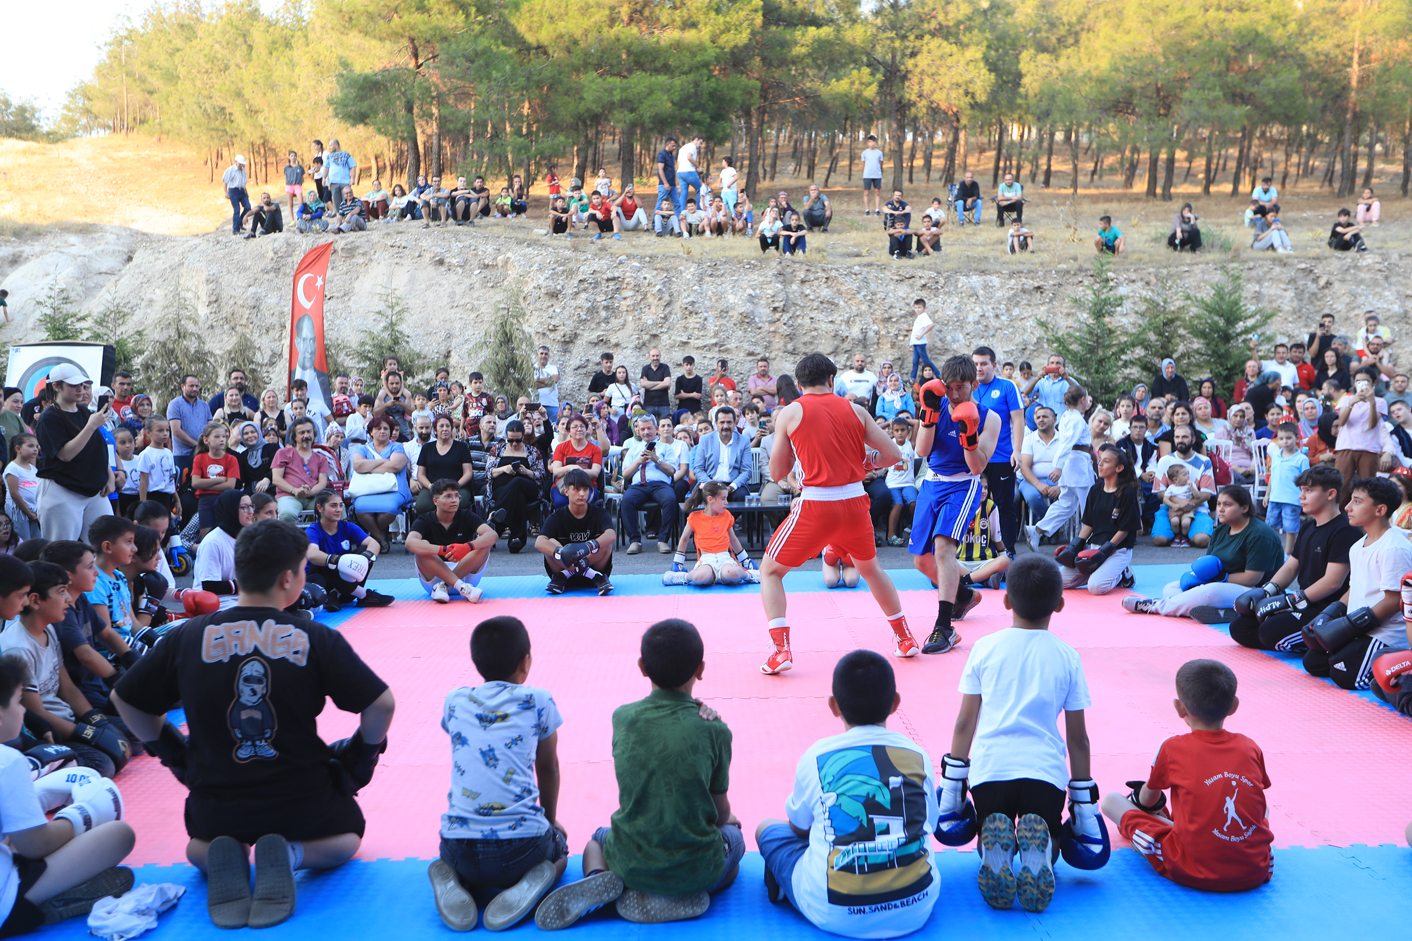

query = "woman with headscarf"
(1129, 383), (1149, 417)
(233, 420), (275, 493)
(875, 373), (915, 421)
(191, 489), (253, 611)
(1297, 396), (1322, 442)
(874, 361), (896, 400)
(1151, 359), (1190, 402)
(126, 395), (153, 447)
(1191, 397), (1229, 438)
(494, 395), (512, 422)
(1168, 203), (1202, 252)
(321, 424), (352, 482)
(1214, 403), (1257, 482)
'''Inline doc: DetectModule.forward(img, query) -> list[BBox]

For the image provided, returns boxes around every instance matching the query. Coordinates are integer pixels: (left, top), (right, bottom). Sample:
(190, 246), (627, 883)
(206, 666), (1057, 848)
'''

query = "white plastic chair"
(1248, 439), (1270, 504)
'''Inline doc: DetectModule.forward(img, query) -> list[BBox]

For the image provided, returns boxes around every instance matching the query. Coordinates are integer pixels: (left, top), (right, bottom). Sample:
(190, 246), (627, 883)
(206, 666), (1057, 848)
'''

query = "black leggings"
(759, 234), (779, 253)
(1303, 633), (1393, 689)
(1229, 603), (1331, 652)
(970, 778), (1065, 860)
(307, 562), (369, 601)
(493, 476), (540, 538)
(889, 233), (913, 255)
(1168, 228), (1203, 251)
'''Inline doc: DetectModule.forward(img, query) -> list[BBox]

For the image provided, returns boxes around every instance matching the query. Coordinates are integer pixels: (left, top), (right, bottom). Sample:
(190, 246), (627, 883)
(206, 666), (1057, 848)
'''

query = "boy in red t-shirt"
(1101, 659), (1273, 892)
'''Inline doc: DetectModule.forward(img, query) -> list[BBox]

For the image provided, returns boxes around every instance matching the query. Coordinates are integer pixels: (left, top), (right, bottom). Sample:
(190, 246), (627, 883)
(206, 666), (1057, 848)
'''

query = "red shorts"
(1118, 809), (1271, 892)
(765, 495), (876, 568)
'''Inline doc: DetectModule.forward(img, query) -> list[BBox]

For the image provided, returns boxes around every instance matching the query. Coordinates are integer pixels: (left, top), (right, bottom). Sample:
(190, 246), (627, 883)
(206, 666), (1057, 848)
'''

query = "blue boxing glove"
(671, 551), (689, 573)
(1060, 778), (1110, 870)
(737, 550), (758, 571)
(933, 754), (978, 846)
(1179, 555), (1225, 592)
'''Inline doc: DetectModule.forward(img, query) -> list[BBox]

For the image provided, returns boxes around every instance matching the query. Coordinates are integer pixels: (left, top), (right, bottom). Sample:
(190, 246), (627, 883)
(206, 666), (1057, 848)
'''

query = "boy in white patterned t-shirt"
(429, 616), (566, 931)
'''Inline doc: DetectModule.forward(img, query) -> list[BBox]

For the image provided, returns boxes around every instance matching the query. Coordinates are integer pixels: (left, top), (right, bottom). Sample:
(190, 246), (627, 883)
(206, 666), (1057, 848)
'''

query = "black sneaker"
(954, 588), (983, 621)
(546, 572), (570, 595)
(1118, 568), (1135, 589)
(593, 573), (615, 596)
(490, 508), (508, 529)
(357, 589), (394, 607)
(922, 625), (960, 654)
(508, 537), (525, 554)
(323, 598), (342, 613)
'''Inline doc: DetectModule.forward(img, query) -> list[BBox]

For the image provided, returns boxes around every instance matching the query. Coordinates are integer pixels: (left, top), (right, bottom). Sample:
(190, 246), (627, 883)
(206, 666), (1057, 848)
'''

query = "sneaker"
(431, 582), (450, 604)
(617, 889), (710, 923)
(954, 589), (982, 621)
(761, 643), (793, 675)
(508, 537), (525, 554)
(613, 233), (622, 241)
(593, 573), (614, 595)
(657, 541), (672, 554)
(1171, 536), (1189, 548)
(626, 541), (643, 555)
(922, 624), (960, 654)
(323, 598), (343, 613)
(205, 835), (252, 928)
(1118, 568), (1136, 589)
(978, 813), (1017, 910)
(546, 572), (570, 595)
(455, 581), (483, 603)
(985, 572), (1004, 590)
(40, 866), (134, 926)
(1122, 596), (1160, 615)
(593, 233), (602, 240)
(893, 629), (920, 659)
(534, 871), (624, 930)
(428, 859), (478, 931)
(357, 589), (394, 607)
(1015, 813), (1055, 913)
(248, 834), (296, 930)
(1025, 524), (1041, 548)
(484, 859), (558, 931)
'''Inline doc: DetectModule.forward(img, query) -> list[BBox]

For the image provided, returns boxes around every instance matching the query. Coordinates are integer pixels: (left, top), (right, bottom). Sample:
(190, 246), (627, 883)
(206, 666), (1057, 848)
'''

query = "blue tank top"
(927, 399), (988, 478)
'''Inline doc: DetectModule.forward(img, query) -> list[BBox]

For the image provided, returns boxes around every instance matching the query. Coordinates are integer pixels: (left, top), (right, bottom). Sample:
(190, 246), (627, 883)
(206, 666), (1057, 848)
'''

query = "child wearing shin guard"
(535, 619), (741, 929)
(939, 554), (1101, 913)
(1101, 660), (1273, 891)
(428, 616), (568, 931)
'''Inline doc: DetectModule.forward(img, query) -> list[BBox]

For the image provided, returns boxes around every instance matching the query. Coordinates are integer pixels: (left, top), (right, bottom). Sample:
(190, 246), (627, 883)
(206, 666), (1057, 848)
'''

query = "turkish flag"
(287, 241), (334, 413)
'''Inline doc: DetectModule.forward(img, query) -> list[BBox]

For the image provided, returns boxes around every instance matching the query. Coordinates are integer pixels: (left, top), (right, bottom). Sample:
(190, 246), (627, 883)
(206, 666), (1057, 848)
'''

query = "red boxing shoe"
(761, 627), (793, 675)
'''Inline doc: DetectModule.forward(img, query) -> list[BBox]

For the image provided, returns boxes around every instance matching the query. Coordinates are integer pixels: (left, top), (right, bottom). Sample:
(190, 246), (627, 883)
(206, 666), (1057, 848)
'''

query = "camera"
(1356, 378), (1371, 394)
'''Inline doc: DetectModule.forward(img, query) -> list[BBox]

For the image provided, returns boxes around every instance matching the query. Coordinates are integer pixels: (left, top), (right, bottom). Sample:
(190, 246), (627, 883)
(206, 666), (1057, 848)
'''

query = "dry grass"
(0, 133), (1404, 274)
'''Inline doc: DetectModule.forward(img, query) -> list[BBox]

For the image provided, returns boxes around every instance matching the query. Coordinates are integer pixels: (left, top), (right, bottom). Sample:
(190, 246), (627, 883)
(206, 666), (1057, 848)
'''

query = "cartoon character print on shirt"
(228, 656), (278, 761)
(815, 744), (933, 906)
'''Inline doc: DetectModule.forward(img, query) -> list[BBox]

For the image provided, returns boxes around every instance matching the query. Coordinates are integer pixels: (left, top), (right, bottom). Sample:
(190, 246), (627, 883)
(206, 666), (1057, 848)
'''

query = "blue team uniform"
(909, 399), (988, 555)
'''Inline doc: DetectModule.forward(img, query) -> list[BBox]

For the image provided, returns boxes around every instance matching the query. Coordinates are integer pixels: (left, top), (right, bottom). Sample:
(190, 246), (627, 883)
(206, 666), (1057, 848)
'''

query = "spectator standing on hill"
(283, 151), (305, 219)
(325, 140), (358, 208)
(675, 356), (704, 414)
(534, 347), (561, 424)
(640, 349), (673, 422)
(861, 135), (885, 216)
(223, 155), (250, 236)
(655, 138), (680, 221)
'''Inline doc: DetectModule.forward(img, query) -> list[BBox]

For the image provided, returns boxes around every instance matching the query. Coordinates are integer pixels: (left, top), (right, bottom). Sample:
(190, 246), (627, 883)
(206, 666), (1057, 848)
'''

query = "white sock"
(768, 617), (789, 629)
(351, 586), (368, 599)
(287, 841), (304, 871)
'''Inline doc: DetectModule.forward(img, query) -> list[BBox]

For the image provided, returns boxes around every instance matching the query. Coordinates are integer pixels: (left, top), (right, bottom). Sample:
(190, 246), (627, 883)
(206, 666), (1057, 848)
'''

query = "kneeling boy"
(756, 650), (939, 937)
(1100, 659), (1273, 891)
(535, 619), (741, 929)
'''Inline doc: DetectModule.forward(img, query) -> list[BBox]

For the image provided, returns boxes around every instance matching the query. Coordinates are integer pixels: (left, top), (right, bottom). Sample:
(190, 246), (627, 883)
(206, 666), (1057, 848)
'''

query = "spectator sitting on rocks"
(705, 197), (731, 237)
(241, 192), (283, 240)
(1169, 202), (1201, 252)
(296, 190), (327, 233)
(653, 196), (681, 237)
(547, 196), (572, 236)
(731, 191), (753, 236)
(612, 185), (649, 232)
(883, 189), (914, 259)
(802, 184), (832, 232)
(390, 183), (421, 222)
(757, 208), (782, 252)
(781, 211), (807, 255)
(680, 199), (708, 238)
(916, 214), (943, 255)
(1356, 187), (1380, 226)
(1330, 208), (1367, 252)
(333, 190), (367, 234)
(510, 174), (530, 215)
(1252, 203), (1292, 252)
(1094, 214), (1124, 255)
(493, 186), (514, 218)
(1006, 218), (1034, 254)
(586, 192), (622, 241)
(468, 176), (493, 217)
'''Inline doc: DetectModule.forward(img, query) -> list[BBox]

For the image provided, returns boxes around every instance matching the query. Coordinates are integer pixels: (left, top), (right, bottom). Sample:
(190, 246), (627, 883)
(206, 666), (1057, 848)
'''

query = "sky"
(0, 1), (282, 120)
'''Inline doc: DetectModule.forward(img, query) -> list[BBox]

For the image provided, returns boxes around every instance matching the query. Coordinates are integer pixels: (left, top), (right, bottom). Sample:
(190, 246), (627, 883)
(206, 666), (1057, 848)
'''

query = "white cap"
(235, 154), (247, 165)
(47, 363), (92, 385)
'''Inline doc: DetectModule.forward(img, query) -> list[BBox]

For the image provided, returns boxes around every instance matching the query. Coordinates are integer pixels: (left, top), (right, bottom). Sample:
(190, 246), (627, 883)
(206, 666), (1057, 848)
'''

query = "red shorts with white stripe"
(1118, 809), (1272, 892)
(765, 495), (876, 568)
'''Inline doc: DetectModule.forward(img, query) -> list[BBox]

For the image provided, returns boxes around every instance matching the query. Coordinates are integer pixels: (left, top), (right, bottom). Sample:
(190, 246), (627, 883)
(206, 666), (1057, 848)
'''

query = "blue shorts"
(890, 485), (918, 507)
(909, 476), (984, 555)
(1267, 500), (1301, 533)
(757, 823), (807, 910)
(863, 178), (882, 190)
(1151, 505), (1214, 540)
(592, 825), (746, 894)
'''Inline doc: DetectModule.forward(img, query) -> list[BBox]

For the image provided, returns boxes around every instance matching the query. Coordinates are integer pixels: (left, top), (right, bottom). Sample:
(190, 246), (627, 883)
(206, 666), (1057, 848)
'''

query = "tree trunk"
(430, 94), (443, 180)
(1122, 144), (1139, 189)
(1229, 125), (1249, 197)
(907, 125), (918, 184)
(847, 126), (855, 181)
(923, 127), (934, 184)
(1202, 132), (1214, 195)
(1161, 142), (1175, 201)
(769, 124), (782, 181)
(1042, 128), (1054, 186)
(823, 129), (843, 187)
(1362, 118), (1377, 189)
(1145, 146), (1159, 197)
(1280, 134), (1294, 190)
(573, 124), (591, 187)
(941, 121), (959, 185)
(1339, 29), (1362, 197)
(1069, 125), (1080, 196)
(745, 105), (765, 199)
(991, 119), (1004, 186)
(619, 126), (636, 195)
(890, 83), (908, 191)
(1402, 113), (1411, 197)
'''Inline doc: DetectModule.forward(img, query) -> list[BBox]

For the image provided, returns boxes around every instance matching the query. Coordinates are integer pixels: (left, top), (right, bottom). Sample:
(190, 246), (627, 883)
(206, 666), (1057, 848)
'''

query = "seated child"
(886, 418), (919, 546)
(663, 482), (756, 587)
(1162, 464), (1197, 542)
(0, 654), (136, 935)
(84, 517), (138, 656)
(1100, 659), (1273, 891)
(755, 650), (940, 937)
(957, 476), (1010, 590)
(820, 546), (858, 589)
(534, 619), (742, 929)
(940, 555), (1100, 914)
(428, 617), (567, 931)
(916, 215), (944, 256)
(1006, 220), (1035, 254)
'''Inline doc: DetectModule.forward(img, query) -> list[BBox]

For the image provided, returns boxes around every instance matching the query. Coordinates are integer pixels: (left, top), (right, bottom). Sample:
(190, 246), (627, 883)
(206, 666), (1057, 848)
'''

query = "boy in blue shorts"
(911, 354), (1002, 654)
(938, 554), (1101, 913)
(1262, 422), (1308, 554)
(755, 650), (940, 937)
(429, 616), (567, 931)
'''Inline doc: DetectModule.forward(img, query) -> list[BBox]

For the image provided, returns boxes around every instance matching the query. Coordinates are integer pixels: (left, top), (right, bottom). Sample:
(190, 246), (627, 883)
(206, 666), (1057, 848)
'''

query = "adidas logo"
(1333, 661), (1346, 672)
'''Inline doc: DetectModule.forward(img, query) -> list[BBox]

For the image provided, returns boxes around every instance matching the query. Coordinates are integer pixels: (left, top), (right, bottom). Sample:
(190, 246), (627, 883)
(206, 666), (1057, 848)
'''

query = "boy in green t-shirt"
(534, 619), (741, 929)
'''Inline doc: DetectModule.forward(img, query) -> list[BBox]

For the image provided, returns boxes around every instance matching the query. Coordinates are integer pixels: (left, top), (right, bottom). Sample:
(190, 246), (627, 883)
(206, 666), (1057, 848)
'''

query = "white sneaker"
(456, 581), (483, 603)
(1025, 524), (1041, 548)
(430, 581), (450, 604)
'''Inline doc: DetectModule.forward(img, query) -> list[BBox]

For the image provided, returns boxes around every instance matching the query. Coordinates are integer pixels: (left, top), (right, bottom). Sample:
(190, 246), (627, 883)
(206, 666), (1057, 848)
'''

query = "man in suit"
(691, 407), (752, 497)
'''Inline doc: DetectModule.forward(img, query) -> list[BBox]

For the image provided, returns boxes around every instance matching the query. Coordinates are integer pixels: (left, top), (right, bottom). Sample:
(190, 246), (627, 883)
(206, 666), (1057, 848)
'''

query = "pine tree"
(1040, 257), (1129, 409)
(1123, 274), (1188, 386)
(473, 290), (536, 400)
(1183, 266), (1274, 397)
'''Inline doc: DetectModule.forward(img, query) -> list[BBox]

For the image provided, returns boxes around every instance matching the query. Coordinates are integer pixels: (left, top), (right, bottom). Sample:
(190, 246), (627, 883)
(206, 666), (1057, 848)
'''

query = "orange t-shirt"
(690, 509), (734, 555)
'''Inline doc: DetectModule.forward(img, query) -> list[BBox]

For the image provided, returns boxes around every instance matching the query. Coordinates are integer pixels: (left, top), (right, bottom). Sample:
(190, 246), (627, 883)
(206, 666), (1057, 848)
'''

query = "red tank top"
(620, 196), (638, 215)
(792, 393), (865, 488)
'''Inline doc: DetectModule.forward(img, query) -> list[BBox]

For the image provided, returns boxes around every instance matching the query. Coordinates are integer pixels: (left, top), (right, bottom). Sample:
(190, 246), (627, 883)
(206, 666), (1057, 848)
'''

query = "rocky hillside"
(1, 224), (1408, 394)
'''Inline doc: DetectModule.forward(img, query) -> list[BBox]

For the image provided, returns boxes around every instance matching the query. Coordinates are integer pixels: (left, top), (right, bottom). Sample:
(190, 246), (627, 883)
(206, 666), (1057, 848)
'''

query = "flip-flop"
(248, 834), (296, 929)
(205, 836), (251, 929)
(40, 866), (134, 925)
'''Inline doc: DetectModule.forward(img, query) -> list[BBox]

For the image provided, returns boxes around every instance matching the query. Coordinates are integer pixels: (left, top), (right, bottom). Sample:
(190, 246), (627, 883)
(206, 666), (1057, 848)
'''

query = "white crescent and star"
(296, 273), (325, 309)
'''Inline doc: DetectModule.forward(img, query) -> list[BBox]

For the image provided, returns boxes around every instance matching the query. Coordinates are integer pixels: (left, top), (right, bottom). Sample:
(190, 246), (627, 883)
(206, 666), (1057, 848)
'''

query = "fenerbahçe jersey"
(957, 498), (1000, 562)
(927, 399), (990, 479)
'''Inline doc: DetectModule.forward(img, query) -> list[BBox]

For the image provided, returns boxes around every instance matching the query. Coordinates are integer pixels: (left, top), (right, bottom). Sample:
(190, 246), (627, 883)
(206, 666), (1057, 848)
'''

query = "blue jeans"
(228, 188), (251, 233)
(955, 199), (981, 225)
(757, 824), (807, 910)
(621, 480), (677, 542)
(910, 344), (938, 381)
(440, 828), (567, 901)
(655, 183), (679, 218)
(782, 234), (806, 255)
(677, 171), (701, 213)
(1017, 478), (1051, 522)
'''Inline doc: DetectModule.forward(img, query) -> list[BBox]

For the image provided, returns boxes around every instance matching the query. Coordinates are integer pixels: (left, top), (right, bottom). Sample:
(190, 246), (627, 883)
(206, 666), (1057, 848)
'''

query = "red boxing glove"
(823, 546), (854, 567)
(1373, 650), (1412, 694)
(440, 543), (472, 563)
(178, 589), (219, 616)
(919, 379), (946, 427)
(1401, 572), (1412, 625)
(952, 400), (981, 450)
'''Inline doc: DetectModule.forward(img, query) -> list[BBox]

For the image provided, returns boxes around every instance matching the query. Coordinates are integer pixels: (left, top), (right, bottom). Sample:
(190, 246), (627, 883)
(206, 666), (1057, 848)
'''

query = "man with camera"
(1020, 354), (1079, 430)
(619, 415), (689, 555)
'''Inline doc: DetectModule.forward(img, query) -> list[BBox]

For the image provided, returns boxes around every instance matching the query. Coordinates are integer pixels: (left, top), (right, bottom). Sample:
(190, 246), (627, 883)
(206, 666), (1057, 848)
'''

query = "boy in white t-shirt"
(885, 418), (919, 546)
(0, 653), (135, 934)
(755, 650), (939, 939)
(135, 417), (178, 515)
(908, 298), (938, 382)
(938, 554), (1100, 913)
(428, 616), (566, 931)
(1302, 476), (1412, 690)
